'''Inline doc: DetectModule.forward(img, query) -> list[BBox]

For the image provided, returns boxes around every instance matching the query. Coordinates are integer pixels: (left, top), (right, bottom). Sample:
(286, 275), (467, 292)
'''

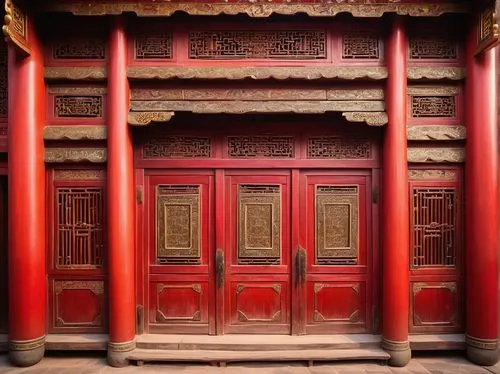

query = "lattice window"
(307, 137), (371, 159)
(143, 136), (212, 158)
(156, 185), (201, 265)
(53, 38), (106, 60)
(54, 96), (103, 118)
(315, 185), (359, 265)
(56, 187), (104, 268)
(135, 33), (172, 59)
(409, 37), (457, 60)
(412, 188), (457, 268)
(411, 96), (456, 118)
(342, 31), (379, 59)
(189, 30), (326, 60)
(228, 136), (294, 158)
(0, 40), (6, 117)
(238, 185), (281, 265)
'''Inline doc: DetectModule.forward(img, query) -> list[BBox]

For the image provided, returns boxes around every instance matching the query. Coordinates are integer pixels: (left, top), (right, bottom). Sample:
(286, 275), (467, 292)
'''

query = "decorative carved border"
(342, 112), (388, 126)
(407, 125), (466, 141)
(407, 67), (466, 81)
(407, 86), (461, 95)
(408, 169), (458, 181)
(407, 147), (465, 163)
(44, 126), (107, 140)
(42, 2), (469, 18)
(44, 67), (107, 81)
(466, 335), (498, 351)
(45, 147), (107, 163)
(54, 169), (106, 181)
(54, 280), (104, 295)
(413, 282), (457, 295)
(3, 0), (30, 55)
(48, 86), (107, 95)
(9, 336), (45, 351)
(128, 112), (175, 126)
(127, 66), (388, 81)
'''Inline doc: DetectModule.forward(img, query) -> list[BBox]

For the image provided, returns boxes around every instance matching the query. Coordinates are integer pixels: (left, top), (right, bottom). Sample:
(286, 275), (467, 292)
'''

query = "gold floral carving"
(407, 86), (461, 95)
(407, 148), (465, 163)
(130, 100), (385, 114)
(407, 67), (466, 81)
(342, 112), (388, 126)
(3, 0), (30, 55)
(9, 336), (45, 351)
(407, 125), (466, 141)
(127, 66), (388, 81)
(42, 2), (469, 18)
(54, 169), (105, 181)
(54, 280), (104, 295)
(43, 126), (107, 140)
(466, 335), (498, 351)
(44, 67), (107, 81)
(128, 111), (175, 126)
(408, 169), (458, 181)
(45, 148), (107, 163)
(48, 86), (107, 95)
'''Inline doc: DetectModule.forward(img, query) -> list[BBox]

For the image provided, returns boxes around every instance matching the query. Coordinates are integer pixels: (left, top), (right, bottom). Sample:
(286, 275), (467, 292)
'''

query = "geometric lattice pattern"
(342, 31), (379, 59)
(411, 96), (456, 118)
(54, 96), (103, 118)
(135, 33), (173, 59)
(409, 37), (457, 60)
(307, 137), (372, 159)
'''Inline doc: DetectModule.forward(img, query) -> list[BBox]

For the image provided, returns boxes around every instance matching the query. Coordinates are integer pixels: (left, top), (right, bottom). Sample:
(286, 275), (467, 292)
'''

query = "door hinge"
(372, 185), (379, 204)
(136, 305), (144, 334)
(136, 186), (143, 204)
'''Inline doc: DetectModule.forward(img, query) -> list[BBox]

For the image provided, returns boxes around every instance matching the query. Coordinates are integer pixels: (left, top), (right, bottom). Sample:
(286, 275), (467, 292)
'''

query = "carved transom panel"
(189, 30), (327, 60)
(409, 37), (457, 60)
(238, 185), (281, 265)
(411, 96), (456, 118)
(135, 33), (173, 59)
(56, 187), (104, 268)
(143, 136), (212, 158)
(342, 31), (379, 59)
(316, 186), (359, 265)
(307, 137), (371, 159)
(156, 185), (201, 264)
(227, 136), (294, 158)
(54, 96), (103, 118)
(412, 188), (457, 268)
(52, 38), (106, 59)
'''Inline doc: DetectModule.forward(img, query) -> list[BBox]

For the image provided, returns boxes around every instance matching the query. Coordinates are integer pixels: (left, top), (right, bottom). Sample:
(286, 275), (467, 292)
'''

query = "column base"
(9, 336), (45, 367)
(382, 339), (411, 367)
(107, 340), (136, 368)
(466, 335), (499, 366)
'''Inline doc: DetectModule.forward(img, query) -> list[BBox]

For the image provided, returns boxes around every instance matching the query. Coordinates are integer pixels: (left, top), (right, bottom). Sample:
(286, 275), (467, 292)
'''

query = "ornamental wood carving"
(128, 111), (175, 126)
(407, 67), (466, 81)
(44, 67), (107, 81)
(42, 2), (469, 18)
(408, 169), (458, 181)
(476, 5), (500, 55)
(3, 0), (30, 55)
(54, 169), (106, 181)
(342, 112), (388, 126)
(45, 148), (107, 163)
(407, 125), (466, 141)
(407, 148), (465, 163)
(43, 125), (107, 140)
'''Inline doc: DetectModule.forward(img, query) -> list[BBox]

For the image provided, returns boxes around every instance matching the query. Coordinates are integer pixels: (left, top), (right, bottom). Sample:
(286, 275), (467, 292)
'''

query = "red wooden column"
(464, 21), (499, 367)
(381, 17), (411, 367)
(107, 16), (136, 367)
(7, 18), (46, 367)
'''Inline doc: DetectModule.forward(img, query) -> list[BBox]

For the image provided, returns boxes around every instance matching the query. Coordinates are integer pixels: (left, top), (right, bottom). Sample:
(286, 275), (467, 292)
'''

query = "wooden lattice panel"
(411, 96), (456, 118)
(135, 32), (173, 59)
(409, 36), (458, 60)
(411, 187), (457, 268)
(342, 30), (379, 60)
(189, 30), (327, 60)
(52, 38), (106, 60)
(144, 136), (212, 159)
(227, 136), (294, 159)
(55, 187), (105, 269)
(307, 137), (372, 159)
(156, 185), (201, 265)
(54, 96), (103, 118)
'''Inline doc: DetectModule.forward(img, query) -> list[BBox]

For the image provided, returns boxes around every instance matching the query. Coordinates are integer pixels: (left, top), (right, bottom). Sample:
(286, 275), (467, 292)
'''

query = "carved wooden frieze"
(45, 148), (107, 163)
(43, 126), (107, 140)
(407, 67), (466, 81)
(3, 0), (30, 55)
(54, 169), (106, 181)
(44, 67), (107, 81)
(42, 2), (469, 18)
(407, 148), (465, 163)
(407, 125), (466, 141)
(128, 111), (175, 126)
(130, 100), (385, 114)
(342, 112), (388, 126)
(48, 86), (107, 95)
(408, 169), (458, 181)
(127, 66), (388, 81)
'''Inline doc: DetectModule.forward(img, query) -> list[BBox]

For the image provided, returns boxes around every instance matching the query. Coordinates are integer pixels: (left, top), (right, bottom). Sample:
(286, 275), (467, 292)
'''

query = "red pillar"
(107, 16), (136, 367)
(381, 17), (411, 367)
(464, 21), (499, 367)
(7, 19), (46, 367)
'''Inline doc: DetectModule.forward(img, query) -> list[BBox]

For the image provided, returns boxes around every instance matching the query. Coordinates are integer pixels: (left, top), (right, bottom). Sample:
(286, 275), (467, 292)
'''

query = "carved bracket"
(3, 0), (30, 55)
(128, 111), (175, 126)
(342, 112), (388, 126)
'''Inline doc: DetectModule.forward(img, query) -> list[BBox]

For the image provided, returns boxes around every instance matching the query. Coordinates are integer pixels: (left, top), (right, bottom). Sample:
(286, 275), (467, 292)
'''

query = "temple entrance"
(138, 119), (378, 335)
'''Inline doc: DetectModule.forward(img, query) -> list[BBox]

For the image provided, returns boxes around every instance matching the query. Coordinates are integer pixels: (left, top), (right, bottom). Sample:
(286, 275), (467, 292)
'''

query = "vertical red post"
(382, 17), (411, 367)
(7, 18), (46, 367)
(107, 16), (136, 367)
(464, 21), (499, 367)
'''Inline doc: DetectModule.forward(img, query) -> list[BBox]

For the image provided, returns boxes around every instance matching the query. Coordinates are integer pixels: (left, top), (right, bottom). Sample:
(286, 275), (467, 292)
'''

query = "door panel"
(147, 174), (214, 334)
(223, 173), (291, 334)
(301, 174), (371, 333)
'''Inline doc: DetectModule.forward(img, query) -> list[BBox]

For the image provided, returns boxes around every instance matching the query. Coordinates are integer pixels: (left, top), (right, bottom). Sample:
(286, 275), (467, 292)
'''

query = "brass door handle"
(216, 249), (224, 289)
(294, 246), (307, 286)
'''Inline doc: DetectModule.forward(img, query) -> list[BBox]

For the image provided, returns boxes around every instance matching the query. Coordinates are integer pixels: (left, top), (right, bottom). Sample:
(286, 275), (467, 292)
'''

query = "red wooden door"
(298, 172), (372, 334)
(146, 172), (215, 334)
(221, 171), (291, 334)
